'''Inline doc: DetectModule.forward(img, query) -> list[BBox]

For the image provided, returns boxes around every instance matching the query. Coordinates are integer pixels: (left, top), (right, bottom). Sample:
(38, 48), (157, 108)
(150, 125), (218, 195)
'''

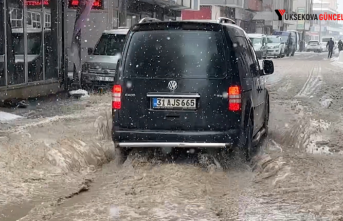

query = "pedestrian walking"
(326, 38), (335, 58)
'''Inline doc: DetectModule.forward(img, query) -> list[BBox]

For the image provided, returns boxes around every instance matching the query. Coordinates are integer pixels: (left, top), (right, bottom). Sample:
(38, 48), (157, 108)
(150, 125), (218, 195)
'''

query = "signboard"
(297, 8), (305, 30)
(68, 0), (103, 9)
(26, 0), (103, 9)
(26, 0), (49, 6)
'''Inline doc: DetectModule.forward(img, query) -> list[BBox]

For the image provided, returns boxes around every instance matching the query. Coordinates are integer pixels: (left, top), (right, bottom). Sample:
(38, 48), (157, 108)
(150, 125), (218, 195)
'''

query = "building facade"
(0, 0), (193, 101)
(181, 0), (260, 33)
(0, 0), (62, 100)
(308, 0), (342, 41)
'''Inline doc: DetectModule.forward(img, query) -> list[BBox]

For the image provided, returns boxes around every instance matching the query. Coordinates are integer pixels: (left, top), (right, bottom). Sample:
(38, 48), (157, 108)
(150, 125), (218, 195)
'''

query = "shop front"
(0, 0), (62, 100)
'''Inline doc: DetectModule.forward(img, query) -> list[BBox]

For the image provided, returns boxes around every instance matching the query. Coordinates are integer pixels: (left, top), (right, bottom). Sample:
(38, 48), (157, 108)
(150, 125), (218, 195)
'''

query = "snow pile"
(0, 111), (23, 122)
(320, 94), (333, 108)
(69, 89), (90, 99)
(331, 51), (343, 68)
(306, 119), (331, 154)
(320, 99), (333, 108)
(339, 51), (343, 62)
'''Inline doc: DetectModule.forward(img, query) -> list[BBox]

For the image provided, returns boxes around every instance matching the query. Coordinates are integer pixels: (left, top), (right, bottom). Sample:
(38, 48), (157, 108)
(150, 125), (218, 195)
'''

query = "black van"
(112, 18), (274, 163)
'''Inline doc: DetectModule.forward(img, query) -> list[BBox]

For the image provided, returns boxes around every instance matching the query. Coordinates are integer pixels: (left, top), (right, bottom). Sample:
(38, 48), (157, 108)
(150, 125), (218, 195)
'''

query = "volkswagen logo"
(168, 81), (177, 91)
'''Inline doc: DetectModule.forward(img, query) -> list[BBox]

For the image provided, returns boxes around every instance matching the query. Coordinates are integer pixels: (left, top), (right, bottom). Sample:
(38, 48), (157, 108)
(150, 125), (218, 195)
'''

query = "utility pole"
(119, 0), (127, 27)
(319, 0), (322, 41)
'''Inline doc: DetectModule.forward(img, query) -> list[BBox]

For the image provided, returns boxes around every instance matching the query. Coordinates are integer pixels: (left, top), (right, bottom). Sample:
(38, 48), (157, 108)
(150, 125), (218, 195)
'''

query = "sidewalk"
(0, 91), (99, 120)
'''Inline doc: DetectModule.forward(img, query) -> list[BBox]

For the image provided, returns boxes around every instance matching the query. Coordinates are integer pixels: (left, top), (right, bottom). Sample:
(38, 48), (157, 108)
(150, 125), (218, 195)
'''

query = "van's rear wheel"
(236, 118), (253, 162)
(114, 144), (128, 166)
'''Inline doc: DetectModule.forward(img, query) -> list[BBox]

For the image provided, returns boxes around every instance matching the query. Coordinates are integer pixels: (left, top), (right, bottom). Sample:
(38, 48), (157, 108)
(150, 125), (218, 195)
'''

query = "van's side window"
(235, 37), (253, 78)
(245, 38), (260, 77)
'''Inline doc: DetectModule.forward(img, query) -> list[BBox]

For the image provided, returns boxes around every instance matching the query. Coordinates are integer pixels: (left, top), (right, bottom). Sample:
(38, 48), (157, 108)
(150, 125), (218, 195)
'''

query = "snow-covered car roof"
(247, 33), (266, 38)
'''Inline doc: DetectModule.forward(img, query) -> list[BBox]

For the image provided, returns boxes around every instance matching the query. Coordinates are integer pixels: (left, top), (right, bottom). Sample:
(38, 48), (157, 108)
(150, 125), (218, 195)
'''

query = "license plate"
(152, 98), (196, 109)
(95, 76), (114, 81)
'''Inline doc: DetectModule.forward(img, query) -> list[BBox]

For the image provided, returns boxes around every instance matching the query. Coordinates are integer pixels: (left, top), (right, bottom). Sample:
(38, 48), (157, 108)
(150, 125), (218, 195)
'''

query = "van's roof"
(131, 20), (243, 32)
(103, 28), (129, 35)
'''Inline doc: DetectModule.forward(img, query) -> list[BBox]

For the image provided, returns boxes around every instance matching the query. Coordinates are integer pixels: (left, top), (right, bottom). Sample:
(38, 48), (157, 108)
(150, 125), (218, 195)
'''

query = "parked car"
(266, 35), (285, 58)
(247, 33), (268, 59)
(81, 27), (129, 89)
(112, 18), (274, 164)
(273, 31), (298, 56)
(306, 40), (322, 52)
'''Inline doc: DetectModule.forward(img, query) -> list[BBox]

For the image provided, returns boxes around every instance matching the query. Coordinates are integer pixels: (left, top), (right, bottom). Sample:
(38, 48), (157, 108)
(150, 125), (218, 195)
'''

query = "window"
(93, 34), (126, 56)
(239, 37), (260, 77)
(124, 30), (227, 79)
(45, 13), (51, 28)
(235, 37), (252, 78)
(12, 32), (42, 55)
(267, 37), (281, 44)
(10, 8), (23, 28)
(32, 12), (41, 28)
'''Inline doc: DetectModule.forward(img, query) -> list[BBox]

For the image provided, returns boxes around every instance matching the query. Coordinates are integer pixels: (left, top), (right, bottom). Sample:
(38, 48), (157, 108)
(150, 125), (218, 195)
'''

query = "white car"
(306, 40), (322, 52)
(266, 35), (285, 58)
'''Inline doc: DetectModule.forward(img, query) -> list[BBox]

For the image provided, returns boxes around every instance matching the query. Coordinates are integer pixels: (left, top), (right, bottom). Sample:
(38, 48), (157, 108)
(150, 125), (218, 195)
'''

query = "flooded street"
(1, 53), (343, 220)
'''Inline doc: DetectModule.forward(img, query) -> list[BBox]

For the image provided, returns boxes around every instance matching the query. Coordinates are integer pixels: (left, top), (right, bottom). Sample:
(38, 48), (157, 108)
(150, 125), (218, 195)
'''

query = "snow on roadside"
(331, 51), (343, 68)
(306, 119), (332, 154)
(0, 111), (23, 122)
(69, 89), (90, 99)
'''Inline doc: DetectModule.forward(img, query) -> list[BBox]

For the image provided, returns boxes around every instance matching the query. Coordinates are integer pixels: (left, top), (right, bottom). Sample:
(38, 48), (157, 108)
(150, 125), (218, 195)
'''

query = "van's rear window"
(124, 30), (227, 79)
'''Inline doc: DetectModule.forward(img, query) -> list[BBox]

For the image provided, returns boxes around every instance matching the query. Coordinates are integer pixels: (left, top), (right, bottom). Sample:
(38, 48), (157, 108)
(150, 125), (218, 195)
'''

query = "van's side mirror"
(87, 48), (93, 55)
(263, 60), (274, 75)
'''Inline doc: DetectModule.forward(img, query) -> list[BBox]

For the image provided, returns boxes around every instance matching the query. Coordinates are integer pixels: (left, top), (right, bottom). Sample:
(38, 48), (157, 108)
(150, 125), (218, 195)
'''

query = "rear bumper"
(306, 48), (321, 51)
(113, 128), (240, 148)
(267, 49), (281, 56)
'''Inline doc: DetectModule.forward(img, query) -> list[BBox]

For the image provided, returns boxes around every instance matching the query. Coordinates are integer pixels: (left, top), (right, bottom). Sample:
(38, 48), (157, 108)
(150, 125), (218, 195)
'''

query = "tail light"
(228, 86), (241, 111)
(112, 85), (122, 109)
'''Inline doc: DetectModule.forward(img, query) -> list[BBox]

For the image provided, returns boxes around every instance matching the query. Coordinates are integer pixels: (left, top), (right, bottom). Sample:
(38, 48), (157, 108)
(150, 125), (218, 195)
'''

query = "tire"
(114, 144), (128, 166)
(263, 100), (269, 137)
(236, 118), (253, 162)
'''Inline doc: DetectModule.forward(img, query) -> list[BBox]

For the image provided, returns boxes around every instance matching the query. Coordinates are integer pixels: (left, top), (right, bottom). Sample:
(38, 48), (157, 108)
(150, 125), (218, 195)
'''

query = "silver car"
(81, 28), (129, 89)
(247, 33), (268, 60)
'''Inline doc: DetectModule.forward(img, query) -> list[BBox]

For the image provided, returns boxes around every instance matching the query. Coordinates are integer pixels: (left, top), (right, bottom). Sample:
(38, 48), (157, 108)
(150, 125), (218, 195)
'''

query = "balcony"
(138, 0), (193, 10)
(199, 0), (244, 8)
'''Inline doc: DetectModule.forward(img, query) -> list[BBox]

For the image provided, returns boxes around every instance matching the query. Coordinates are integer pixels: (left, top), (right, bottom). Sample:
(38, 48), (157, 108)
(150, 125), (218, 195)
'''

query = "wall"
(181, 5), (211, 20)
